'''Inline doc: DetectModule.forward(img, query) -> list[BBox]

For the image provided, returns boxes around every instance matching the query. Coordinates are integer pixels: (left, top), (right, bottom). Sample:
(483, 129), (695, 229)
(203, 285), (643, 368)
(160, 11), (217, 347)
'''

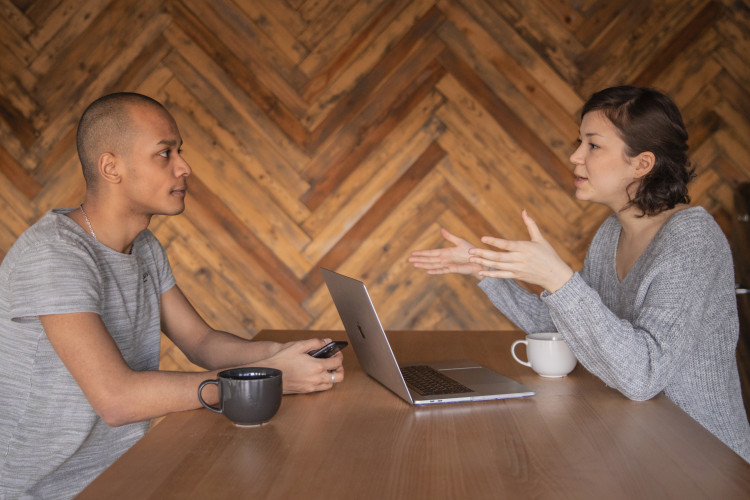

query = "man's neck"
(69, 198), (151, 254)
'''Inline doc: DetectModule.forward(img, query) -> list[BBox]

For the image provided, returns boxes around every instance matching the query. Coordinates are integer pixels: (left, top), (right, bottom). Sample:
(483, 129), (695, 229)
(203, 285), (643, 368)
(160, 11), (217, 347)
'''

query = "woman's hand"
(408, 228), (484, 278)
(262, 338), (344, 394)
(469, 210), (574, 293)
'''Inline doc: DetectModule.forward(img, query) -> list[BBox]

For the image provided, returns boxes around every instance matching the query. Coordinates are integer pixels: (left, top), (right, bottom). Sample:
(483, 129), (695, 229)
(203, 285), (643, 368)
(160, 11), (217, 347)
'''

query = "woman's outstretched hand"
(408, 228), (484, 278)
(469, 210), (574, 293)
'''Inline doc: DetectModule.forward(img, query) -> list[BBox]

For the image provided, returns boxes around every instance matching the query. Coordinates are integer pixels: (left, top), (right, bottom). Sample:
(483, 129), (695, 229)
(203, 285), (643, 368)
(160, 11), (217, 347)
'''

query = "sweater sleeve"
(541, 219), (733, 401)
(478, 277), (556, 333)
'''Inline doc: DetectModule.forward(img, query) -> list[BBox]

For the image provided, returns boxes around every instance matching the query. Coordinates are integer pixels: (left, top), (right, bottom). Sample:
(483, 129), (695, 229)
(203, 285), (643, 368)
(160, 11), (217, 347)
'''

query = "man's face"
(120, 104), (191, 217)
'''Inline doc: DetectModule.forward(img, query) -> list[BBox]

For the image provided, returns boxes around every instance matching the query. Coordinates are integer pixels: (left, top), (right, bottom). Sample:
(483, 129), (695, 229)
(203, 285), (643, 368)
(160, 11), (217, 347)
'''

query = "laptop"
(321, 268), (535, 405)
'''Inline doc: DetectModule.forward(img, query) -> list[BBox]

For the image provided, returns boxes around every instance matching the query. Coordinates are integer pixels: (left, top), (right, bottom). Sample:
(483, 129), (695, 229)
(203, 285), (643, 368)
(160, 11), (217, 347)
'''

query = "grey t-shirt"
(479, 207), (750, 462)
(0, 209), (176, 498)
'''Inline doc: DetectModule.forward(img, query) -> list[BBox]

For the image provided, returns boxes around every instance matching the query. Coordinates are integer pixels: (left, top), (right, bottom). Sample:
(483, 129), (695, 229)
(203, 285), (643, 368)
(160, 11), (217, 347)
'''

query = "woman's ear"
(98, 152), (122, 184)
(633, 151), (655, 179)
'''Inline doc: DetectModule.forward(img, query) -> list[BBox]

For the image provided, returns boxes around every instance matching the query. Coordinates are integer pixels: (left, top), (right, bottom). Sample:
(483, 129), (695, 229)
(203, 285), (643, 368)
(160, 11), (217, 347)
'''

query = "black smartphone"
(307, 340), (348, 358)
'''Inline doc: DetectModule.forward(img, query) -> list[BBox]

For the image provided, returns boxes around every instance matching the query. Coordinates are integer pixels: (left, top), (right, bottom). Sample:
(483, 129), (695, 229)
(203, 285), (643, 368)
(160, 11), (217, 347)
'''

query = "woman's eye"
(589, 143), (599, 150)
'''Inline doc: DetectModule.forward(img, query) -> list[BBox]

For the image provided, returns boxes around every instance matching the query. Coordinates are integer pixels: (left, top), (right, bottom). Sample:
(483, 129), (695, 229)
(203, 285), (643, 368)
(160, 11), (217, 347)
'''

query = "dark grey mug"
(198, 367), (283, 426)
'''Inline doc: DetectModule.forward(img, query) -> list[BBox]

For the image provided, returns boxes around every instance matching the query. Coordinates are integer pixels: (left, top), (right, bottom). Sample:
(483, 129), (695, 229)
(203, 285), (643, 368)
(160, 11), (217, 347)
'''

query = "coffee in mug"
(511, 332), (577, 378)
(198, 367), (282, 426)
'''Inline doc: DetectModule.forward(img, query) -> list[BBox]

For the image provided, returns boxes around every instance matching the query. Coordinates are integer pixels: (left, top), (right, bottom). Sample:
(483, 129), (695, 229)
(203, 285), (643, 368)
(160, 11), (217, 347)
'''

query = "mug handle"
(198, 379), (223, 413)
(511, 340), (532, 368)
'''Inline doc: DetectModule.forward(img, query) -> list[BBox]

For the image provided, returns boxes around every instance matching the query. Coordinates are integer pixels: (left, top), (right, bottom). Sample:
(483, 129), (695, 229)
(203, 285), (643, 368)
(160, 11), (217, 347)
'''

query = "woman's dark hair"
(581, 86), (695, 216)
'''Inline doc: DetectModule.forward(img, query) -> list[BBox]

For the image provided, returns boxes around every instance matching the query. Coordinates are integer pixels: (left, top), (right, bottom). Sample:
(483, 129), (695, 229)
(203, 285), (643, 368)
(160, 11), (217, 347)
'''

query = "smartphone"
(307, 340), (348, 358)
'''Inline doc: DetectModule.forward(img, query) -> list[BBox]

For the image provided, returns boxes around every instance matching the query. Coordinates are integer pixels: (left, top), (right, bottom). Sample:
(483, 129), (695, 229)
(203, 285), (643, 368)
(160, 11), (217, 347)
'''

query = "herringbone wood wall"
(1, 0), (749, 373)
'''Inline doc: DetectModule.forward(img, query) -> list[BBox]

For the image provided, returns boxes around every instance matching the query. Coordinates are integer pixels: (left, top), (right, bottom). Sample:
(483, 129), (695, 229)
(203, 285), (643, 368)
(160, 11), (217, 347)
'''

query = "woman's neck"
(616, 204), (687, 238)
(613, 204), (688, 281)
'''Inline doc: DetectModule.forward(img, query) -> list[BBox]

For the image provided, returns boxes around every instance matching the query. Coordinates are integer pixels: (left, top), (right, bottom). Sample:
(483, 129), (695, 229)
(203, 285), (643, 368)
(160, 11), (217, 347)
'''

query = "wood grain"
(78, 330), (750, 499)
(0, 0), (748, 389)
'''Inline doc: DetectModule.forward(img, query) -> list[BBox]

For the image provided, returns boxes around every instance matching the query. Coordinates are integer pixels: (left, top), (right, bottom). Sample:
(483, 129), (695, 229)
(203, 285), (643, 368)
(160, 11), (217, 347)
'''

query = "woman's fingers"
(521, 209), (546, 243)
(441, 228), (466, 246)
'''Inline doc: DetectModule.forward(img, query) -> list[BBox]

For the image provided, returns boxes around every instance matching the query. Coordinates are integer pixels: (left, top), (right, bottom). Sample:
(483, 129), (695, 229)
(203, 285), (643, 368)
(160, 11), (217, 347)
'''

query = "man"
(0, 93), (344, 498)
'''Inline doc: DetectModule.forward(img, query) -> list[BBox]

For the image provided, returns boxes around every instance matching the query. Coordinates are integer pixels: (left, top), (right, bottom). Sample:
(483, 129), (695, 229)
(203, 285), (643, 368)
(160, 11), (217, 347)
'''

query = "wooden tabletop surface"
(78, 330), (750, 499)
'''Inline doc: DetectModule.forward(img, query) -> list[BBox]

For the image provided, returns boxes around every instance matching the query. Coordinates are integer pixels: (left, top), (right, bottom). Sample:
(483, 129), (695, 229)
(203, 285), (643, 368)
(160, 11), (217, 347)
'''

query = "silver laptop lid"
(321, 268), (414, 403)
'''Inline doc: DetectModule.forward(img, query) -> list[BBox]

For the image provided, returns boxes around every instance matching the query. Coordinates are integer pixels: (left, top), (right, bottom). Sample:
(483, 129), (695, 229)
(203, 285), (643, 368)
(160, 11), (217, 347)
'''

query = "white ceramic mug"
(511, 332), (577, 377)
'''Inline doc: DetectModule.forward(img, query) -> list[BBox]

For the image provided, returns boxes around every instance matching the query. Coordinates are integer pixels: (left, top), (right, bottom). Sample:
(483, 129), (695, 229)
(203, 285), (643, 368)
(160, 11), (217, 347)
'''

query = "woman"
(409, 86), (750, 462)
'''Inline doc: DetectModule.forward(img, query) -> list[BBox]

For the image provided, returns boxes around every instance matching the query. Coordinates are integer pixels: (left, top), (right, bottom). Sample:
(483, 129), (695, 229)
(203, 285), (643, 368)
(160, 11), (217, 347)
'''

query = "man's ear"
(98, 152), (122, 184)
(633, 151), (655, 179)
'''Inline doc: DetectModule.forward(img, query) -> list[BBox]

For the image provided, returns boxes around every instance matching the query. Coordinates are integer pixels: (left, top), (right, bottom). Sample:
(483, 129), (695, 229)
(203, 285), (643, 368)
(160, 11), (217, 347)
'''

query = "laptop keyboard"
(400, 365), (473, 396)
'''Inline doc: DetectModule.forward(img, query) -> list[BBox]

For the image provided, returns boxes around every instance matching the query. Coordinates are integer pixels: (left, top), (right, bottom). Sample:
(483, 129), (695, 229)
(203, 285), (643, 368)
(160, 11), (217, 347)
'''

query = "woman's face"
(569, 110), (641, 211)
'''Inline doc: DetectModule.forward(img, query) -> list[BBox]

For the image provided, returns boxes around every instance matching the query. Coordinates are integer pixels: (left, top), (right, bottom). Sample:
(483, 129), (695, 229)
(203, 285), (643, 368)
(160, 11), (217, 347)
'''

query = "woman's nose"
(570, 143), (584, 165)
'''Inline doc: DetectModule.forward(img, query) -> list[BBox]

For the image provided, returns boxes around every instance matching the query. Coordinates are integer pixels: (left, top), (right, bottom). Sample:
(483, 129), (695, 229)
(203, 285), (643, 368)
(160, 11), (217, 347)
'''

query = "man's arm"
(159, 286), (344, 393)
(40, 311), (220, 427)
(40, 287), (343, 427)
(158, 286), (283, 368)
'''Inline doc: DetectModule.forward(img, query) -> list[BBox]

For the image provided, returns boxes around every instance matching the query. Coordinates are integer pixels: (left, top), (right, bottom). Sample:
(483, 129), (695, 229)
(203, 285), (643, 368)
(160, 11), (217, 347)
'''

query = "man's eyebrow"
(156, 139), (181, 147)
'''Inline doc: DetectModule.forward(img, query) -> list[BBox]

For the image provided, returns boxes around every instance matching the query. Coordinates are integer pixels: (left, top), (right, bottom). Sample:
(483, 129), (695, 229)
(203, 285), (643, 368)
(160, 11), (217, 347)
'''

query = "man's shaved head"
(76, 92), (166, 188)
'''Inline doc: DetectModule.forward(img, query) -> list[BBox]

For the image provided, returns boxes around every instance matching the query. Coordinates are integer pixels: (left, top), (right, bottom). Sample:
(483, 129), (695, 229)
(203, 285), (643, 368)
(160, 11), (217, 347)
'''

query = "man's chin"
(157, 202), (187, 217)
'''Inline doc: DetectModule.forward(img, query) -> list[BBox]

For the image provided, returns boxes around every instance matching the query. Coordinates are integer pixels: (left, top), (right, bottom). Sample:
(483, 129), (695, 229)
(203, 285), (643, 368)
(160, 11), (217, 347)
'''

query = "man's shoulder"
(14, 209), (86, 245)
(2, 211), (93, 269)
(133, 228), (167, 259)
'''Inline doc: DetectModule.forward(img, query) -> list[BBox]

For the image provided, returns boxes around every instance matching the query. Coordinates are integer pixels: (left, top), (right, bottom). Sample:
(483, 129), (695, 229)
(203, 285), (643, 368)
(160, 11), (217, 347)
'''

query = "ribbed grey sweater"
(479, 207), (750, 462)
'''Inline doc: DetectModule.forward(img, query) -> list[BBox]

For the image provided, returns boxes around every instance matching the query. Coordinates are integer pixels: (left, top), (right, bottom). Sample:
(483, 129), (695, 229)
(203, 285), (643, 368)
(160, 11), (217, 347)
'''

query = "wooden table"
(79, 330), (750, 499)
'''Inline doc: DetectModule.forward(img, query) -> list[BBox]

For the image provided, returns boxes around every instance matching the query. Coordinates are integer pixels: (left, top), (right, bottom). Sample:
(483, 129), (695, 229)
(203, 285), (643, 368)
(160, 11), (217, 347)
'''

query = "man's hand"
(262, 338), (345, 394)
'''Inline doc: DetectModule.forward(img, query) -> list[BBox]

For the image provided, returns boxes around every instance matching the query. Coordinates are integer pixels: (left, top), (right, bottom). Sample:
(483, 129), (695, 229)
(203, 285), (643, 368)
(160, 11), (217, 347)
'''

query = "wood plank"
(162, 76), (311, 223)
(173, 175), (312, 305)
(303, 6), (446, 150)
(164, 119), (313, 278)
(31, 0), (168, 154)
(657, 27), (723, 109)
(301, 88), (444, 238)
(300, 0), (437, 129)
(297, 0), (360, 50)
(179, 0), (309, 92)
(298, 0), (390, 78)
(0, 0), (748, 379)
(452, 0), (584, 90)
(27, 0), (110, 72)
(161, 23), (311, 164)
(436, 48), (575, 193)
(304, 139), (447, 289)
(257, 0), (309, 37)
(166, 0), (309, 119)
(301, 35), (447, 209)
(0, 141), (41, 199)
(234, 0), (310, 65)
(632, 1), (722, 86)
(436, 13), (579, 166)
(0, 92), (37, 150)
(571, 0), (629, 46)
(579, 0), (715, 97)
(0, 0), (34, 37)
(0, 10), (36, 65)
